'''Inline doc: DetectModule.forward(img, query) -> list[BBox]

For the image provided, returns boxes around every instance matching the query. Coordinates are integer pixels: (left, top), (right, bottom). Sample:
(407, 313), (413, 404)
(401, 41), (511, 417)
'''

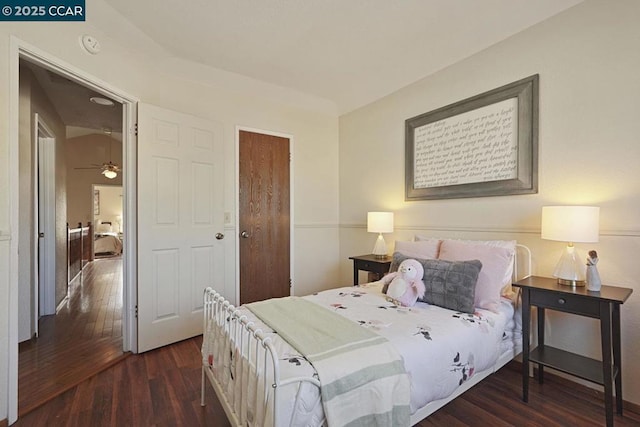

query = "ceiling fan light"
(103, 169), (117, 179)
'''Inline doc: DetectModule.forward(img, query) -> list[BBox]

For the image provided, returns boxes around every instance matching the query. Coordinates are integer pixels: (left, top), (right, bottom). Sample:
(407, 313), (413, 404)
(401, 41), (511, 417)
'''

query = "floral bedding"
(204, 281), (517, 426)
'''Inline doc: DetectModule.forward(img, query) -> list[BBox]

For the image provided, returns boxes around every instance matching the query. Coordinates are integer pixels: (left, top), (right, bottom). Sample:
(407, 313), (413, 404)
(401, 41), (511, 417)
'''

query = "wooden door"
(239, 130), (290, 304)
(137, 103), (224, 352)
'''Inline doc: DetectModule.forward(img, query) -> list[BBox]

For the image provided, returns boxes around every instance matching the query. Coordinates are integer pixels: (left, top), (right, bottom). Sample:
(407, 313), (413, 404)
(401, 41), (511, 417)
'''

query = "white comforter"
(94, 233), (122, 255)
(204, 282), (516, 426)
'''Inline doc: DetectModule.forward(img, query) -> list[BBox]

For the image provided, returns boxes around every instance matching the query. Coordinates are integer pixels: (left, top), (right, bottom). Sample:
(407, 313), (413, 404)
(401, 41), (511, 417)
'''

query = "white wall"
(339, 0), (640, 405)
(0, 1), (340, 422)
(93, 184), (122, 231)
(66, 134), (123, 227)
(18, 66), (68, 342)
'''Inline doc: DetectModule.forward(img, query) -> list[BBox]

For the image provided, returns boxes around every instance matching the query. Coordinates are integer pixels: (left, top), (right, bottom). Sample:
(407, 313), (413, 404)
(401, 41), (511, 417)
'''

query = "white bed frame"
(202, 244), (531, 426)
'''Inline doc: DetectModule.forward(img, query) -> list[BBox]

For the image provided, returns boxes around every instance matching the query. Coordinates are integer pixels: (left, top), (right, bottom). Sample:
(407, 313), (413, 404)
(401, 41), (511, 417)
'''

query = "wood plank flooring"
(18, 257), (126, 416)
(14, 337), (228, 427)
(14, 334), (640, 426)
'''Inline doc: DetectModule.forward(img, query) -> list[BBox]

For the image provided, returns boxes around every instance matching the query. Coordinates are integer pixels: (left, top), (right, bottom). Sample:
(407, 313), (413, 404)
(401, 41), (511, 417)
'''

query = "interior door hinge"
(134, 123), (138, 136)
(289, 279), (292, 288)
(135, 305), (138, 318)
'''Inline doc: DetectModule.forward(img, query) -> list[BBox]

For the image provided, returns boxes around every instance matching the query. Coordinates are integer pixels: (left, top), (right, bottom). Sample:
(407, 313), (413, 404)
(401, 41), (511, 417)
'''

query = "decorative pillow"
(419, 259), (482, 314)
(394, 239), (441, 260)
(389, 251), (434, 274)
(96, 222), (112, 233)
(438, 240), (514, 313)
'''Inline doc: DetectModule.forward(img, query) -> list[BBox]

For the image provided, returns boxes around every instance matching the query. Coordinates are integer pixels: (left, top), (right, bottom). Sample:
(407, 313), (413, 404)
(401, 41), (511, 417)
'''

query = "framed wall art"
(93, 189), (100, 215)
(405, 74), (538, 200)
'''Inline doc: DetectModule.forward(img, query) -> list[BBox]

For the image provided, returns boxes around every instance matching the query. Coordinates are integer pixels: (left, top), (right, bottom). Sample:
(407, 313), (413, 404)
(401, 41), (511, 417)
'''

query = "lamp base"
(557, 278), (586, 287)
(372, 233), (388, 258)
(552, 244), (586, 288)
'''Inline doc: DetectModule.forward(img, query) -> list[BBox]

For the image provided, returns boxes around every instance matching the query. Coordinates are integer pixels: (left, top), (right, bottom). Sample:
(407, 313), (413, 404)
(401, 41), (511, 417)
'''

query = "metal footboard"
(201, 288), (322, 426)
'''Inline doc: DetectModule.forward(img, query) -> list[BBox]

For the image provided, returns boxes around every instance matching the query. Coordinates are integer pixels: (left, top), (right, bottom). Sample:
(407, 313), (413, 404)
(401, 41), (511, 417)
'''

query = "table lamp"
(367, 212), (394, 258)
(541, 206), (599, 287)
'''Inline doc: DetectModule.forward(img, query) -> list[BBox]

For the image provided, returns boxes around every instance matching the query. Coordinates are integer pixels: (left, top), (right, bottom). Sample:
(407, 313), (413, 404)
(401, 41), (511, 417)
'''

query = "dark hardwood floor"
(18, 257), (126, 417)
(14, 333), (640, 426)
(14, 337), (228, 427)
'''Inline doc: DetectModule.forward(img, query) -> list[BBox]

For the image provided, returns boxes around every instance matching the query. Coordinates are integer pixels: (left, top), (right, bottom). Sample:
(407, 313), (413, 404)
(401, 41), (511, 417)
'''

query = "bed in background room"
(201, 238), (530, 426)
(94, 221), (123, 257)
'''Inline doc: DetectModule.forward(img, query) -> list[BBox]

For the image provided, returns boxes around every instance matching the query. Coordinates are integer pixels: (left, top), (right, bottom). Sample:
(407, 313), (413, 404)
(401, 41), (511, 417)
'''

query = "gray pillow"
(420, 258), (482, 314)
(388, 251), (432, 274)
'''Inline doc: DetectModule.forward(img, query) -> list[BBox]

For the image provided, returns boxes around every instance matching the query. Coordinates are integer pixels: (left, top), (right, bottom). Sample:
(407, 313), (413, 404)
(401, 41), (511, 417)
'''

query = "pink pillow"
(438, 239), (514, 312)
(394, 239), (440, 260)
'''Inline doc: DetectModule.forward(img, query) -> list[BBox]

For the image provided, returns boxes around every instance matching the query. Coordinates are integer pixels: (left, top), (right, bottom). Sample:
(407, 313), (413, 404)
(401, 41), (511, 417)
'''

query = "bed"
(94, 221), (123, 257)
(202, 239), (530, 426)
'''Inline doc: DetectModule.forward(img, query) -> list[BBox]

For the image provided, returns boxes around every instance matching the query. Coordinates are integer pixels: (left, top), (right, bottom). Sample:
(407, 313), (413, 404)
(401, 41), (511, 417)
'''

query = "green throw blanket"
(246, 296), (410, 427)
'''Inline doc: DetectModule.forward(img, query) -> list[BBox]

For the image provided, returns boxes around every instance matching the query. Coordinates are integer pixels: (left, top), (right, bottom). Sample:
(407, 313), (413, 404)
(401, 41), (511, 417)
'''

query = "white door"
(137, 103), (224, 352)
(36, 116), (56, 317)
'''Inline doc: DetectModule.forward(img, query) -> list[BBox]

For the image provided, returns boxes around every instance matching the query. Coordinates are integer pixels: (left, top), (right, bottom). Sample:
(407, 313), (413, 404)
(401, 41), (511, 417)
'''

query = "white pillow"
(96, 222), (112, 233)
(394, 239), (441, 260)
(438, 239), (515, 313)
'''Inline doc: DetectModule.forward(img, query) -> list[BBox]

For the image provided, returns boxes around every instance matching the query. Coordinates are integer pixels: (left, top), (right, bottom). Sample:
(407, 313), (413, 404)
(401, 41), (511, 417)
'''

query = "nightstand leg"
(352, 266), (358, 286)
(521, 288), (530, 402)
(537, 307), (545, 384)
(600, 301), (613, 427)
(612, 302), (623, 415)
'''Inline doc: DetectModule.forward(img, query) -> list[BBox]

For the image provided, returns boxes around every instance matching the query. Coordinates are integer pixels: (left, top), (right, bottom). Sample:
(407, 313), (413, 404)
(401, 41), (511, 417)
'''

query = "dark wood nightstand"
(513, 276), (633, 427)
(348, 254), (392, 286)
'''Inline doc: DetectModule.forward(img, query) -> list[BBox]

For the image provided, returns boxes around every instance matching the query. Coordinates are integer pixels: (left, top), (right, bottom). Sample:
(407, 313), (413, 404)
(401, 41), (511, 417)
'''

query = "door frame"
(8, 36), (139, 424)
(235, 126), (295, 305)
(34, 114), (57, 320)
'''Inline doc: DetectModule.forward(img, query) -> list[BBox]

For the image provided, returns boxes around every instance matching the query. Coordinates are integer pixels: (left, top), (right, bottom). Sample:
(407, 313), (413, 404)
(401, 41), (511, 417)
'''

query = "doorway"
(238, 129), (292, 304)
(9, 41), (137, 423)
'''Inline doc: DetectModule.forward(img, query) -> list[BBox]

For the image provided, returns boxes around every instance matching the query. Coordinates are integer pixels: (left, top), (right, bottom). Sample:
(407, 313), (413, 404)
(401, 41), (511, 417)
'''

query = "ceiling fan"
(75, 161), (121, 179)
(74, 135), (121, 179)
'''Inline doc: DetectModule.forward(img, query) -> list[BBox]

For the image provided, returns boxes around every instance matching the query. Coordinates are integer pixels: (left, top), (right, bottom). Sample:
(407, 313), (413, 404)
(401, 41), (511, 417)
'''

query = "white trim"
(8, 35), (20, 426)
(122, 100), (138, 354)
(339, 223), (640, 238)
(235, 126), (295, 303)
(8, 36), (139, 424)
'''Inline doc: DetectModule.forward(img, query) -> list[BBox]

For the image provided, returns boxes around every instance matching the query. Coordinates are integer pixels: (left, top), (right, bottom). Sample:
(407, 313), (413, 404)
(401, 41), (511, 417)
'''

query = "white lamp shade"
(541, 206), (599, 243)
(367, 212), (394, 233)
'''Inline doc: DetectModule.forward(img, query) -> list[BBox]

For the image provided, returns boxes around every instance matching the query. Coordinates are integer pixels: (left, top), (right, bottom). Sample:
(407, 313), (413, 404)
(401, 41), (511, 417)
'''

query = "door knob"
(215, 233), (224, 240)
(240, 230), (250, 238)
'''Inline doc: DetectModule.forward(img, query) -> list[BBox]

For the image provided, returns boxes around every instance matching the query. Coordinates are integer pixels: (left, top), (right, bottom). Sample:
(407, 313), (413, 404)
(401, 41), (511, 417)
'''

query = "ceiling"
(102, 0), (582, 113)
(21, 0), (583, 133)
(22, 59), (123, 137)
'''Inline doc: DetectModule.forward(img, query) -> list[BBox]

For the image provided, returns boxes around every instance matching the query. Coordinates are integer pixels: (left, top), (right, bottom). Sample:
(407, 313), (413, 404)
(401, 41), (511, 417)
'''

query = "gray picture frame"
(405, 74), (538, 201)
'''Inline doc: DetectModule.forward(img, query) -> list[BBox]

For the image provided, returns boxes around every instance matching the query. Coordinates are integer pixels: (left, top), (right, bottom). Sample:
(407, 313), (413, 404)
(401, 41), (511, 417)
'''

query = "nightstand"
(513, 276), (633, 427)
(348, 254), (391, 286)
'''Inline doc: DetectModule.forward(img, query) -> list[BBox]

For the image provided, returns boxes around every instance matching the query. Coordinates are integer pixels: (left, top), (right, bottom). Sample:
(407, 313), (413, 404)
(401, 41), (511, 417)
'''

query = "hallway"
(18, 257), (126, 416)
